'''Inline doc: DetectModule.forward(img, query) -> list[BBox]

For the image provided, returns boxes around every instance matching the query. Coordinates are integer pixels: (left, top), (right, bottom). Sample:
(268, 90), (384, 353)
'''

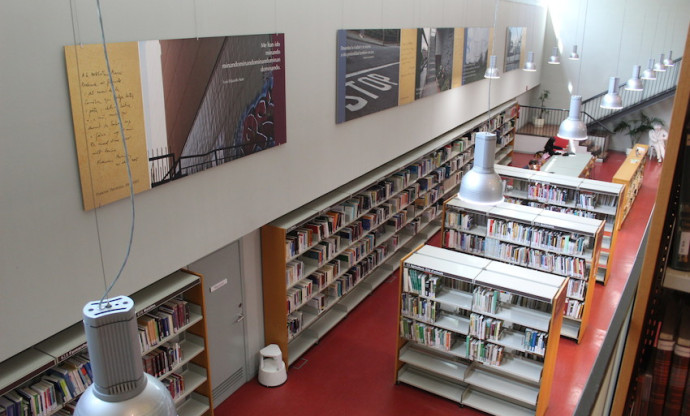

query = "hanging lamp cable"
(95, 0), (137, 309)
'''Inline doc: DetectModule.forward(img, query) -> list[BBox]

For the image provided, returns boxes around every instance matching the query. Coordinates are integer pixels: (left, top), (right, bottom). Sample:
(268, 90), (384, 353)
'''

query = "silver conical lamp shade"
(74, 297), (176, 416)
(523, 51), (537, 71)
(484, 55), (500, 79)
(663, 50), (674, 67)
(601, 77), (623, 110)
(654, 53), (667, 72)
(547, 46), (560, 64)
(625, 65), (644, 91)
(641, 58), (657, 80)
(569, 45), (580, 60)
(458, 132), (503, 205)
(558, 95), (587, 140)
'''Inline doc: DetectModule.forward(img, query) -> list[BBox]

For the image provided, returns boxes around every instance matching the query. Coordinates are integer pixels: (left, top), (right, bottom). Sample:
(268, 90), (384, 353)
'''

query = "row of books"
(469, 313), (503, 342)
(484, 238), (588, 279)
(523, 328), (547, 355)
(466, 336), (504, 366)
(286, 259), (304, 286)
(0, 351), (94, 416)
(143, 341), (183, 378)
(136, 298), (191, 353)
(486, 218), (591, 256)
(287, 310), (303, 340)
(400, 317), (455, 352)
(528, 184), (578, 205)
(445, 211), (476, 231)
(473, 287), (501, 315)
(403, 268), (440, 298)
(161, 372), (185, 400)
(302, 235), (341, 266)
(567, 278), (587, 300)
(443, 230), (485, 254)
(565, 298), (584, 319)
(401, 293), (440, 323)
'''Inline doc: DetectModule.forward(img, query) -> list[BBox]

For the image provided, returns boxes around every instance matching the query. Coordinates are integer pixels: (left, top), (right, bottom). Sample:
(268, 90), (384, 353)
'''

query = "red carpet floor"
(216, 151), (661, 416)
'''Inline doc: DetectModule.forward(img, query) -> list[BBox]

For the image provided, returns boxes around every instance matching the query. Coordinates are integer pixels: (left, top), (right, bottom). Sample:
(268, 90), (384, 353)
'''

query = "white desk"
(540, 153), (594, 177)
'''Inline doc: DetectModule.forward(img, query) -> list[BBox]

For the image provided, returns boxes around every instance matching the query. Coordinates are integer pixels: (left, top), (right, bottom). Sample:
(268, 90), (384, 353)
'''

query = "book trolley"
(0, 270), (214, 416)
(394, 245), (567, 416)
(494, 164), (624, 285)
(261, 101), (519, 367)
(442, 197), (604, 342)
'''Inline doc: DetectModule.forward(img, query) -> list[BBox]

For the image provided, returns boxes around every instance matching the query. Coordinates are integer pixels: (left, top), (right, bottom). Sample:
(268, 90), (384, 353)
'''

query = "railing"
(516, 105), (569, 131)
(148, 138), (271, 187)
(581, 57), (682, 124)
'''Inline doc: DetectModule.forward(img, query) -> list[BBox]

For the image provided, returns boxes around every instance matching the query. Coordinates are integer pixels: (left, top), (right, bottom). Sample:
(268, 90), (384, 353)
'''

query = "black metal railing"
(516, 105), (569, 131)
(581, 57), (682, 124)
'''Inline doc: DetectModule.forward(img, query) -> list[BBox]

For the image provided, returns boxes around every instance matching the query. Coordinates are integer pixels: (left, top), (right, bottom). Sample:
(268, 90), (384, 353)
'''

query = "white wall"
(538, 0), (690, 109)
(0, 0), (546, 363)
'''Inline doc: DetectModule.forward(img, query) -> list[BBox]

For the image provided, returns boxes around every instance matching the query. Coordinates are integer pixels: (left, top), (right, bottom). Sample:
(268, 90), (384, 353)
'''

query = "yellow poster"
(452, 29), (464, 89)
(398, 29), (418, 106)
(65, 42), (150, 211)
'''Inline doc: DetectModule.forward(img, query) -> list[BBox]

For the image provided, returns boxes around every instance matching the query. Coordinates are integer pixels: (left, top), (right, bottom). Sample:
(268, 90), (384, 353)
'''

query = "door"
(189, 240), (246, 405)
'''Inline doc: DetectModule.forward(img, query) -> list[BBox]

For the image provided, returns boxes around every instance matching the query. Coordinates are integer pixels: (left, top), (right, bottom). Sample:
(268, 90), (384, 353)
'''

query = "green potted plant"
(534, 89), (550, 128)
(613, 111), (665, 150)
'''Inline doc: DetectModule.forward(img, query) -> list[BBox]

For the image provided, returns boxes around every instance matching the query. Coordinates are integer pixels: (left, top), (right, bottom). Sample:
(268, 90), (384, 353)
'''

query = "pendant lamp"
(547, 46), (560, 64)
(601, 77), (623, 110)
(523, 51), (537, 71)
(625, 65), (644, 91)
(558, 95), (587, 140)
(74, 297), (177, 416)
(641, 58), (657, 80)
(458, 132), (504, 205)
(653, 53), (667, 71)
(663, 50), (674, 67)
(569, 45), (580, 60)
(484, 55), (500, 79)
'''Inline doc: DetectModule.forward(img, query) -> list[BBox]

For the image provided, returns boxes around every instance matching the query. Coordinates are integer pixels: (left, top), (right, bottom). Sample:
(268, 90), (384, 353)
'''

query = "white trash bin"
(258, 344), (287, 387)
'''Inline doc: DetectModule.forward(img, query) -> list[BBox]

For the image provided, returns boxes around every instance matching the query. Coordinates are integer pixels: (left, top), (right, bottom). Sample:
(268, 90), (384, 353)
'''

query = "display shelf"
(0, 270), (214, 416)
(398, 343), (467, 381)
(442, 197), (603, 342)
(177, 392), (212, 416)
(612, 144), (649, 229)
(395, 245), (567, 416)
(462, 388), (534, 416)
(495, 164), (624, 285)
(397, 365), (465, 403)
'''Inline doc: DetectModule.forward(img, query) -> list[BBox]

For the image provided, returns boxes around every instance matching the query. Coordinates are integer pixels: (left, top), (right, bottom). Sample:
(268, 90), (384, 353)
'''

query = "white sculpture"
(648, 123), (668, 162)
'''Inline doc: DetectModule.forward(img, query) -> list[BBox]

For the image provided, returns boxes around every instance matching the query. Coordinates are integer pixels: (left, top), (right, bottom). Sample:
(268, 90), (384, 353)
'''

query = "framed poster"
(505, 27), (526, 72)
(462, 27), (490, 85)
(65, 34), (286, 210)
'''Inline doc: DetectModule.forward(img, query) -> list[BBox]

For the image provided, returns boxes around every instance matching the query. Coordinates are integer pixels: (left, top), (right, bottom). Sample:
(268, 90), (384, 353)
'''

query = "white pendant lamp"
(523, 51), (537, 71)
(458, 132), (504, 205)
(641, 58), (657, 80)
(547, 46), (560, 64)
(601, 77), (623, 110)
(625, 65), (644, 91)
(654, 53), (667, 72)
(663, 50), (674, 67)
(484, 55), (500, 79)
(569, 45), (580, 60)
(74, 297), (177, 416)
(558, 95), (588, 140)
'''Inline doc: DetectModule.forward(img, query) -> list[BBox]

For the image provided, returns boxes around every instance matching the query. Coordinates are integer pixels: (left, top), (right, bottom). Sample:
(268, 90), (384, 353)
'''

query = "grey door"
(189, 240), (246, 405)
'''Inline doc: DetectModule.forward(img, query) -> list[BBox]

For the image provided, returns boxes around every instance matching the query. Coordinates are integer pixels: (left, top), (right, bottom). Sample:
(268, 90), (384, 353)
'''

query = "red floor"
(216, 152), (661, 416)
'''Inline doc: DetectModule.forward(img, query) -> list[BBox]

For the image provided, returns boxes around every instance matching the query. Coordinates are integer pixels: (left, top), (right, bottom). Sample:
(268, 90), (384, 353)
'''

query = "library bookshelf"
(394, 244), (567, 416)
(261, 101), (519, 367)
(612, 144), (648, 229)
(442, 197), (604, 342)
(0, 270), (214, 416)
(494, 164), (624, 285)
